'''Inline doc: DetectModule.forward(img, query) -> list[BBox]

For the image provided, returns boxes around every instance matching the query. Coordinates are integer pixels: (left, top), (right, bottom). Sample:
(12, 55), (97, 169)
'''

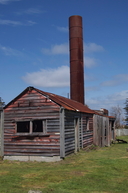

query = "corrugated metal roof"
(4, 86), (115, 119)
(4, 86), (95, 114)
(34, 87), (95, 114)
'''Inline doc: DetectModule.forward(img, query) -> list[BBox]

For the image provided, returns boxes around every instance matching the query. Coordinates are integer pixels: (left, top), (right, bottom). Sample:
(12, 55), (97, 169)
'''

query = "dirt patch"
(0, 171), (9, 175)
(22, 173), (39, 179)
(83, 145), (100, 152)
(69, 171), (86, 176)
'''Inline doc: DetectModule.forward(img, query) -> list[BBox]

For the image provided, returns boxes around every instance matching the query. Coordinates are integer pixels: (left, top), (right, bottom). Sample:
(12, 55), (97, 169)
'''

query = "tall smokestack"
(69, 15), (85, 104)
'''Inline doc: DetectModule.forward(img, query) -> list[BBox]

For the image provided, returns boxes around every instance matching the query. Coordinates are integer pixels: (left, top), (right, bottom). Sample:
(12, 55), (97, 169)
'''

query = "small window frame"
(16, 121), (30, 133)
(16, 119), (47, 135)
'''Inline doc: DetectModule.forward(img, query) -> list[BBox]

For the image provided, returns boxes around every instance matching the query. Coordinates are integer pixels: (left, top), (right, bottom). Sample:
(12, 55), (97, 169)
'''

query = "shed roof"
(34, 87), (95, 114)
(4, 86), (95, 114)
(4, 86), (115, 119)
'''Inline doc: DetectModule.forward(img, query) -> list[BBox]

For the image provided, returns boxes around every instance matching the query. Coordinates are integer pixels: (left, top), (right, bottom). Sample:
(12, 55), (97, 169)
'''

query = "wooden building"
(93, 114), (115, 147)
(3, 86), (115, 161)
(3, 86), (95, 161)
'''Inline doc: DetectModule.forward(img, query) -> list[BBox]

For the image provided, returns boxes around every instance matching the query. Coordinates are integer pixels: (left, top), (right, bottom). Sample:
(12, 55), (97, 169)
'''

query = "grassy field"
(0, 136), (128, 193)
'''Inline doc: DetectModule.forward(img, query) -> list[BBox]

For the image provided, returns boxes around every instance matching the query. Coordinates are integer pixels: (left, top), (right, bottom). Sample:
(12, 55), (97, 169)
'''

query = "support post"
(106, 117), (110, 146)
(81, 116), (83, 148)
(60, 108), (65, 158)
(93, 114), (97, 146)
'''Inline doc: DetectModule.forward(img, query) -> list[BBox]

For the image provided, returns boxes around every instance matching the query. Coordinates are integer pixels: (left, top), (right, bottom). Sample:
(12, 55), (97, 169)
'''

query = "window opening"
(105, 128), (107, 137)
(33, 120), (43, 132)
(17, 121), (30, 133)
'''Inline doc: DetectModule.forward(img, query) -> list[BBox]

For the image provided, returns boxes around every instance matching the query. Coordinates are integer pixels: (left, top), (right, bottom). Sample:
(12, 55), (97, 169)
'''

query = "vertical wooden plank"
(96, 115), (99, 146)
(93, 114), (96, 145)
(100, 116), (103, 147)
(99, 116), (102, 146)
(74, 117), (80, 153)
(102, 117), (109, 147)
(74, 118), (77, 153)
(113, 120), (116, 140)
(109, 121), (112, 142)
(30, 121), (32, 133)
(0, 110), (4, 157)
(97, 115), (100, 146)
(43, 120), (47, 134)
(81, 116), (83, 148)
(60, 108), (65, 158)
(103, 117), (105, 147)
(77, 118), (80, 151)
(106, 117), (110, 146)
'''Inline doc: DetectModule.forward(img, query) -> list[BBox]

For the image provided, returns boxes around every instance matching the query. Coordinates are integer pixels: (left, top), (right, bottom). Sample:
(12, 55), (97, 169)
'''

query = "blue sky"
(0, 0), (128, 115)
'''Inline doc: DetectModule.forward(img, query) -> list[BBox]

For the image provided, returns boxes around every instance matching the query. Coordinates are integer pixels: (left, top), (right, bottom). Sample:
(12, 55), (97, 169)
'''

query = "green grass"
(116, 135), (128, 141)
(0, 136), (128, 193)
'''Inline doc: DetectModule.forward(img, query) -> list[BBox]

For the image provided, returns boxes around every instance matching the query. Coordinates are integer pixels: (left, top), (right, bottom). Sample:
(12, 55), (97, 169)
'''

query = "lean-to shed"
(4, 86), (95, 161)
(93, 114), (115, 147)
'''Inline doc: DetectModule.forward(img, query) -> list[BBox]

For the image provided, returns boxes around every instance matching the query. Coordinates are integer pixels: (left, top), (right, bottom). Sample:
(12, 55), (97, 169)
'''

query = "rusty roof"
(4, 86), (95, 114)
(4, 86), (115, 119)
(34, 87), (95, 114)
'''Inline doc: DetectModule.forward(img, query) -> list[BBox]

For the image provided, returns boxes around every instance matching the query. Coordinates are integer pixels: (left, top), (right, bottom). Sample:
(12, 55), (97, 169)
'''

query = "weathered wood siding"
(0, 110), (4, 157)
(93, 114), (102, 146)
(82, 114), (93, 148)
(64, 110), (93, 156)
(64, 110), (83, 156)
(109, 119), (115, 141)
(4, 89), (61, 157)
(93, 115), (111, 147)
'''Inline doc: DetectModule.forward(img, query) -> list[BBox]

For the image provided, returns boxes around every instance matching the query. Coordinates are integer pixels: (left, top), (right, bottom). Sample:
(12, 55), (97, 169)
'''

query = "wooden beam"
(60, 108), (65, 158)
(93, 114), (97, 146)
(81, 116), (83, 148)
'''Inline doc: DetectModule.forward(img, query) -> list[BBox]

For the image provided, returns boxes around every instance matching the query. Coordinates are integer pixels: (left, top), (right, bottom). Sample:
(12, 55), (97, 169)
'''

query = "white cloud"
(16, 8), (44, 15)
(0, 45), (23, 56)
(22, 66), (70, 88)
(57, 26), (68, 32)
(84, 43), (104, 53)
(27, 20), (37, 26)
(86, 86), (100, 92)
(41, 42), (103, 69)
(101, 74), (128, 87)
(87, 90), (128, 111)
(42, 43), (69, 55)
(0, 0), (20, 4)
(84, 56), (97, 68)
(0, 19), (36, 26)
(42, 42), (104, 55)
(0, 19), (22, 26)
(107, 90), (128, 103)
(24, 8), (42, 14)
(52, 24), (68, 32)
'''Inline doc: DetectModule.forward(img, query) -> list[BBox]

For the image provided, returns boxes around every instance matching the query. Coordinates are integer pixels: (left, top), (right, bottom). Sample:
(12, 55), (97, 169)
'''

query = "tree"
(124, 98), (128, 126)
(110, 105), (122, 129)
(0, 97), (5, 108)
